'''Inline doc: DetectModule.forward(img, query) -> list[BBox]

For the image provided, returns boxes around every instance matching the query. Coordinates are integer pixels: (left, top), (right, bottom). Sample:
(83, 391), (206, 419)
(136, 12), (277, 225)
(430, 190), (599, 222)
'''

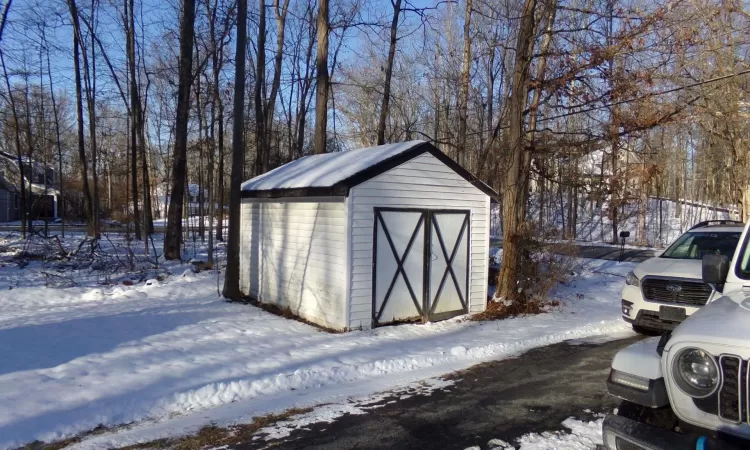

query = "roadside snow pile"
(0, 241), (634, 449)
(515, 418), (603, 449)
(488, 417), (604, 450)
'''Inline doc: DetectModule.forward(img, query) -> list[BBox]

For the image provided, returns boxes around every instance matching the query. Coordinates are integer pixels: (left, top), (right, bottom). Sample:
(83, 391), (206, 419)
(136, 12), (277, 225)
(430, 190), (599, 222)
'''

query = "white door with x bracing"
(372, 208), (470, 326)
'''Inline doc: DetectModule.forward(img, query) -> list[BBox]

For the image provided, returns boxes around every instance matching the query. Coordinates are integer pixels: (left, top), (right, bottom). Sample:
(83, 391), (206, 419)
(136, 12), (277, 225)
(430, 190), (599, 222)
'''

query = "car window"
(735, 233), (750, 280)
(661, 232), (742, 260)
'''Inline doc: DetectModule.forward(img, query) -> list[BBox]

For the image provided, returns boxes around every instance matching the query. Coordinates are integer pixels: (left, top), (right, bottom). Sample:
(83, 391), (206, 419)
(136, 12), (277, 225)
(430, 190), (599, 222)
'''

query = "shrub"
(477, 225), (577, 321)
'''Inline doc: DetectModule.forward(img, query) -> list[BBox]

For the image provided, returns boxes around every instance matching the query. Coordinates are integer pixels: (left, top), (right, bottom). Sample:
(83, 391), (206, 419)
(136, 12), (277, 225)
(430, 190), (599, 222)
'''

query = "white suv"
(622, 220), (743, 334)
(602, 221), (750, 449)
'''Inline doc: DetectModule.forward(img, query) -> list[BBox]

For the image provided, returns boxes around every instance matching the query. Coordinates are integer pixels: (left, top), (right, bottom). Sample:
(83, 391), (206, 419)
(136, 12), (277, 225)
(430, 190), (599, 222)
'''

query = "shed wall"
(240, 198), (348, 330)
(348, 153), (490, 329)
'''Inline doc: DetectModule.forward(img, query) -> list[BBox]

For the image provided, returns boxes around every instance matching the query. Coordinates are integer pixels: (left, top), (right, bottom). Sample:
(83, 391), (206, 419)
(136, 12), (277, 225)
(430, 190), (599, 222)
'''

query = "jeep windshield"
(661, 231), (742, 260)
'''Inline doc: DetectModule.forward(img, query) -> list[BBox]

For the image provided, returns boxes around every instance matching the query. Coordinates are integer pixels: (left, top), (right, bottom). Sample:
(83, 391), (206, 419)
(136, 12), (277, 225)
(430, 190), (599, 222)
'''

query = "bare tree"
(496, 0), (537, 302)
(164, 0), (197, 260)
(42, 28), (65, 236)
(67, 0), (96, 237)
(313, 0), (329, 154)
(456, 0), (472, 164)
(124, 0), (142, 240)
(223, 0), (247, 299)
(375, 0), (401, 145)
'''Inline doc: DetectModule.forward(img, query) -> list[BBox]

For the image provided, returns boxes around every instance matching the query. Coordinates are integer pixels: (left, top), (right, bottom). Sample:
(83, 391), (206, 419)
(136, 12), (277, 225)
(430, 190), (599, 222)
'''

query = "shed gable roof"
(241, 141), (498, 201)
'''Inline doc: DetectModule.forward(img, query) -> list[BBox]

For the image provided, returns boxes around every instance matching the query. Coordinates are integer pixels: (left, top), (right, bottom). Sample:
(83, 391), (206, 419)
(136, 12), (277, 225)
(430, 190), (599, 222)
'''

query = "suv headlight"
(625, 271), (640, 287)
(673, 348), (719, 398)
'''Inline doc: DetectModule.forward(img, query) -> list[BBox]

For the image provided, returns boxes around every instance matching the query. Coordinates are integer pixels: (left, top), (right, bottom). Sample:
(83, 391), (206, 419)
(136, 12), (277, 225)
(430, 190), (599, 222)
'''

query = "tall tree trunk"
(45, 35), (65, 236)
(527, 1), (555, 233)
(23, 72), (34, 234)
(294, 18), (315, 159)
(606, 0), (620, 245)
(636, 157), (648, 245)
(216, 83), (225, 241)
(572, 181), (579, 239)
(140, 102), (154, 236)
(376, 0), (401, 146)
(538, 159), (545, 231)
(139, 62), (154, 236)
(206, 0), (222, 262)
(0, 49), (26, 238)
(89, 1), (101, 237)
(164, 0), (197, 260)
(196, 71), (206, 241)
(254, 0), (267, 175)
(38, 47), (49, 235)
(208, 75), (216, 267)
(223, 0), (247, 299)
(456, 0), (472, 165)
(313, 0), (329, 154)
(496, 0), (537, 302)
(485, 35), (495, 156)
(266, 0), (290, 146)
(125, 0), (142, 240)
(67, 0), (95, 237)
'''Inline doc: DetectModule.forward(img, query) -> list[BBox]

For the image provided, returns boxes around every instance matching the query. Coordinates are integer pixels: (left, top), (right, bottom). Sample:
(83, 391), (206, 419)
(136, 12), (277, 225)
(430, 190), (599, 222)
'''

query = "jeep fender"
(612, 337), (663, 380)
(608, 337), (669, 408)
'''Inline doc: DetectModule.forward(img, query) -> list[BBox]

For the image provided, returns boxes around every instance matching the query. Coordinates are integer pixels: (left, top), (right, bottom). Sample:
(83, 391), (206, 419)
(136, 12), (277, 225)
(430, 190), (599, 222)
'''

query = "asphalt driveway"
(239, 335), (643, 450)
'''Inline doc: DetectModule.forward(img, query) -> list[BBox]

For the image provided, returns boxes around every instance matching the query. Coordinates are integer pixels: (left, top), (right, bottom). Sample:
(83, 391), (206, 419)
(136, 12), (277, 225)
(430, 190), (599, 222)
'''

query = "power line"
(537, 68), (750, 124)
(338, 68), (750, 143)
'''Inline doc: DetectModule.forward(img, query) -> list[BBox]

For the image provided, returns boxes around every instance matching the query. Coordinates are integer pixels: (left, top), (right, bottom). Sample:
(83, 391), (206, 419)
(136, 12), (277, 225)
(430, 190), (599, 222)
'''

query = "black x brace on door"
(372, 208), (470, 326)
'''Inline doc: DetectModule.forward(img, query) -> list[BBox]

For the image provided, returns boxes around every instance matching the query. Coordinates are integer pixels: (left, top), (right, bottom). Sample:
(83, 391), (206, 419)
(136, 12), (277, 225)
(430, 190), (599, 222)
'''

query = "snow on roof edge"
(241, 140), (427, 192)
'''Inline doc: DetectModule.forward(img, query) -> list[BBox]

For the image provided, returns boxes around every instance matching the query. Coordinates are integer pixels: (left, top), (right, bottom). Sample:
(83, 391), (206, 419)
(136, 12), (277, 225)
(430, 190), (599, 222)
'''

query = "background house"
(0, 151), (59, 221)
(153, 183), (213, 218)
(0, 172), (18, 222)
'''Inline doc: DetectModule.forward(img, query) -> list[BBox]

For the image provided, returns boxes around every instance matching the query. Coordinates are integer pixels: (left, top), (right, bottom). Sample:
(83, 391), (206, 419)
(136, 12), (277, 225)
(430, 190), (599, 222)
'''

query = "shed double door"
(372, 208), (470, 326)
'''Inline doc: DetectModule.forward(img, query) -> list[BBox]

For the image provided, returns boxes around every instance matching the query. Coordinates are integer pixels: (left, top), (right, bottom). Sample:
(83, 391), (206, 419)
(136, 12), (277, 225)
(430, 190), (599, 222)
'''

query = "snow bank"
(486, 417), (604, 449)
(0, 250), (633, 448)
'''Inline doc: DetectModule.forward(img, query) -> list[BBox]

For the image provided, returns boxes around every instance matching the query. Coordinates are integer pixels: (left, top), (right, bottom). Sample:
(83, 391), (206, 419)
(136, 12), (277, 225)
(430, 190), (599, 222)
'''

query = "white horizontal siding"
(240, 198), (347, 330)
(348, 153), (490, 329)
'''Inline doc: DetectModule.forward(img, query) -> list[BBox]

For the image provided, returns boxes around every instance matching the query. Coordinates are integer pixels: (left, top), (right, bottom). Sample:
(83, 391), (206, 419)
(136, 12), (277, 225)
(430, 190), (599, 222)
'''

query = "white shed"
(239, 140), (498, 331)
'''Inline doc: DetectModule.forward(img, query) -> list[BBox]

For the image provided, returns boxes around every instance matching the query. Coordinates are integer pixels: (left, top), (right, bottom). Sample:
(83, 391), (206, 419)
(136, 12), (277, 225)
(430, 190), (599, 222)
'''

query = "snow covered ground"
(466, 416), (604, 450)
(0, 232), (634, 449)
(511, 417), (604, 450)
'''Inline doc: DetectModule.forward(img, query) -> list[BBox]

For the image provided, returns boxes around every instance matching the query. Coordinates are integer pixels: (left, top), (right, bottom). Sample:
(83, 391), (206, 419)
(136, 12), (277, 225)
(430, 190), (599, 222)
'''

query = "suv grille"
(718, 355), (746, 423)
(641, 277), (712, 306)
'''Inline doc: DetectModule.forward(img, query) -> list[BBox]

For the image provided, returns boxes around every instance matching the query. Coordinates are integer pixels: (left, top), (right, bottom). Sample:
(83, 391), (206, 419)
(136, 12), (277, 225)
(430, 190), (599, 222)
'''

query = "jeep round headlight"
(673, 348), (719, 398)
(625, 271), (640, 287)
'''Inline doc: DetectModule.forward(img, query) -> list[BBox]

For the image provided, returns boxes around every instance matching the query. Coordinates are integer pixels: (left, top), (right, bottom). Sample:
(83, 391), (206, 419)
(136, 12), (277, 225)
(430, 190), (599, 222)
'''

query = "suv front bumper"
(602, 414), (747, 450)
(623, 309), (681, 332)
(621, 284), (702, 332)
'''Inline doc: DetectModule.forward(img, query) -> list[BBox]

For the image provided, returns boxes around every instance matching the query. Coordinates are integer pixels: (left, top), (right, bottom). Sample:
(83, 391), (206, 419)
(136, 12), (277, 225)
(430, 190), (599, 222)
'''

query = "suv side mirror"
(702, 254), (730, 286)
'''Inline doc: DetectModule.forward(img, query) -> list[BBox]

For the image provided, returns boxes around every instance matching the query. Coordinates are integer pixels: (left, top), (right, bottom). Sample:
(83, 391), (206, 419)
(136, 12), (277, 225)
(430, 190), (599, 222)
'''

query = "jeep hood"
(634, 257), (702, 280)
(668, 293), (750, 350)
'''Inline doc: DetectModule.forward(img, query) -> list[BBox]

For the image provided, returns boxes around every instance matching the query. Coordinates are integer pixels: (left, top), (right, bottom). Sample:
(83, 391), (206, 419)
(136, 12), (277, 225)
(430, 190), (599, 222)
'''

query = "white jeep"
(622, 220), (743, 334)
(602, 220), (750, 449)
